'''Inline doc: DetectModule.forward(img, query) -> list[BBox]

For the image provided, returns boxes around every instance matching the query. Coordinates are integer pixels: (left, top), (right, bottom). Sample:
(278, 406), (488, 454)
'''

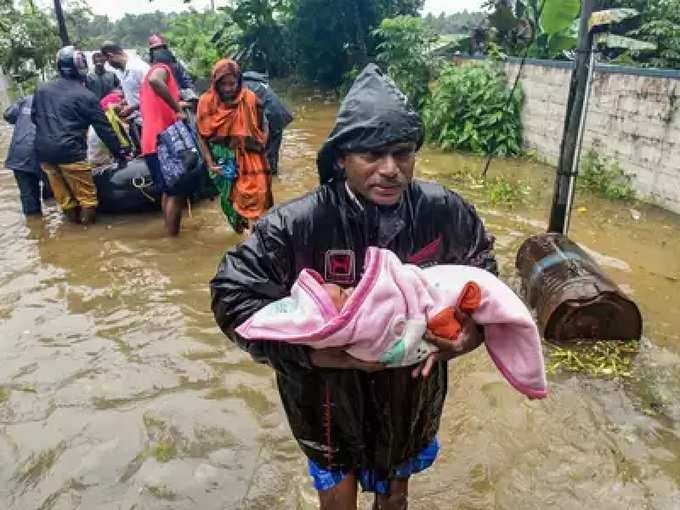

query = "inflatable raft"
(92, 158), (217, 214)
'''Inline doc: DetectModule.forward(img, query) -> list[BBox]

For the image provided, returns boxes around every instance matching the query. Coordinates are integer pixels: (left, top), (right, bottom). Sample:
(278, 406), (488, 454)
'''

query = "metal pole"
(564, 41), (596, 234)
(53, 0), (70, 47)
(548, 0), (594, 234)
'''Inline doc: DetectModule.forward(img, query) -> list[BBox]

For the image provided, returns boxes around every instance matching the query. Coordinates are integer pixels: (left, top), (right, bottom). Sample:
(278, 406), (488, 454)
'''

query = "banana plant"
(486, 1), (651, 59)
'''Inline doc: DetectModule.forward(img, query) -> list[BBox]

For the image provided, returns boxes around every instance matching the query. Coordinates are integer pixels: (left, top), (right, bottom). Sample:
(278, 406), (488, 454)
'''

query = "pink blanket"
(237, 247), (548, 399)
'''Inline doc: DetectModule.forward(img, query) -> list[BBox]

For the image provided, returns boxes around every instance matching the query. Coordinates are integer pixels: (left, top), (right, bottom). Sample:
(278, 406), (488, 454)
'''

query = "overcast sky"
(81, 0), (487, 20)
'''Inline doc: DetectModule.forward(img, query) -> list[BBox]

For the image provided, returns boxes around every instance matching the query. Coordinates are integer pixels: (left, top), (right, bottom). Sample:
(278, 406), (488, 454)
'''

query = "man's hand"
(310, 347), (386, 372)
(412, 310), (483, 379)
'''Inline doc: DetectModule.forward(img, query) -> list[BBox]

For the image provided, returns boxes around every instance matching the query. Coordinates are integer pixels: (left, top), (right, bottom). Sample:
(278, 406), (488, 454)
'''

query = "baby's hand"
(412, 309), (483, 379)
(322, 284), (354, 312)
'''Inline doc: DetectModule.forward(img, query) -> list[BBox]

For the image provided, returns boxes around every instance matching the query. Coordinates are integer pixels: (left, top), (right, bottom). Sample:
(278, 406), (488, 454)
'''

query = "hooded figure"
(243, 71), (294, 175)
(317, 64), (424, 185)
(211, 63), (496, 504)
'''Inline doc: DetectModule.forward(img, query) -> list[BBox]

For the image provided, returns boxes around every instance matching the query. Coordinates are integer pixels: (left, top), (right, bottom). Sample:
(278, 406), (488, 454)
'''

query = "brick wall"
(467, 58), (680, 214)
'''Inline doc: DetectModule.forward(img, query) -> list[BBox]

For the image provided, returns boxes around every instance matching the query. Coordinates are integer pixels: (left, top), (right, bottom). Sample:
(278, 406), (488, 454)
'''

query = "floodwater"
(1, 93), (679, 510)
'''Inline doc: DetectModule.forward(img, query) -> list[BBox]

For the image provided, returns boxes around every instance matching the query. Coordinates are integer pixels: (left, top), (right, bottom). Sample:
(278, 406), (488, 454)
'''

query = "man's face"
(93, 55), (106, 73)
(217, 74), (239, 101)
(339, 142), (417, 206)
(105, 51), (126, 71)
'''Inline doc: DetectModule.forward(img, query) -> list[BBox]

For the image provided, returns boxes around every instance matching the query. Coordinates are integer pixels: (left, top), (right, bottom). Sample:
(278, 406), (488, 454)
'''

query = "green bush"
(422, 62), (524, 156)
(578, 149), (635, 201)
(372, 16), (435, 109)
(485, 177), (531, 206)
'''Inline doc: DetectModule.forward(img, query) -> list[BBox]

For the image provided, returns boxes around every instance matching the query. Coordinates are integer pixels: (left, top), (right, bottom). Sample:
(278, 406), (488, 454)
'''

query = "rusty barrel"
(516, 233), (642, 342)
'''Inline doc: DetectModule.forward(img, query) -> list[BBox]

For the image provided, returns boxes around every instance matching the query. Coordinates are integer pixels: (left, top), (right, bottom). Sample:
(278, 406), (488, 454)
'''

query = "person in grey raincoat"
(211, 64), (496, 509)
(3, 95), (52, 215)
(243, 71), (293, 175)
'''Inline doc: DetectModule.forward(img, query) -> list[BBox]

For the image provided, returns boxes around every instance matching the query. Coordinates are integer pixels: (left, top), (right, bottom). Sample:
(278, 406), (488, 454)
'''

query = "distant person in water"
(242, 70), (293, 175)
(32, 46), (126, 225)
(139, 46), (192, 236)
(196, 59), (271, 235)
(86, 52), (121, 100)
(3, 95), (53, 216)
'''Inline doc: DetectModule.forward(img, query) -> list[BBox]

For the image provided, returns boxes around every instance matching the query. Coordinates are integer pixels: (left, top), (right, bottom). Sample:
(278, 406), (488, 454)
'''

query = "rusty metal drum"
(516, 233), (642, 342)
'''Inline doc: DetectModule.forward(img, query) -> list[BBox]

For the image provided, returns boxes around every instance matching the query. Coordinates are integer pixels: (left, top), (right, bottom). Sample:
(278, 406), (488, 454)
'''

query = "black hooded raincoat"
(211, 65), (497, 477)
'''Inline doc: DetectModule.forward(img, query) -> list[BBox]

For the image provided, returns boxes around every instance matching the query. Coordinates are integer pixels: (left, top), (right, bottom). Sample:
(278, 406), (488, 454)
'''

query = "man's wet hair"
(101, 42), (124, 56)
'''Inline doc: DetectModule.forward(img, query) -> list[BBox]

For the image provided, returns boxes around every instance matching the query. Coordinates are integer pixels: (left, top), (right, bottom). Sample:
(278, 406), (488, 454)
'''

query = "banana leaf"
(589, 8), (640, 30)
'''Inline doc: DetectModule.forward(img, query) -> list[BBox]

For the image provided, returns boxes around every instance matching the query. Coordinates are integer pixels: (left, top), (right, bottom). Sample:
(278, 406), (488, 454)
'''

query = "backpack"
(156, 120), (202, 194)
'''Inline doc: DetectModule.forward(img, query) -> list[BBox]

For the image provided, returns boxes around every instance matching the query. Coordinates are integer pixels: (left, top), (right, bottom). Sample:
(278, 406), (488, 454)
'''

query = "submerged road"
(1, 95), (679, 509)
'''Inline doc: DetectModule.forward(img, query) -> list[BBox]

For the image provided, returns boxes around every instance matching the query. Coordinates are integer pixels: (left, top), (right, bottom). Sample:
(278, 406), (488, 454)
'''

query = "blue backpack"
(157, 120), (202, 193)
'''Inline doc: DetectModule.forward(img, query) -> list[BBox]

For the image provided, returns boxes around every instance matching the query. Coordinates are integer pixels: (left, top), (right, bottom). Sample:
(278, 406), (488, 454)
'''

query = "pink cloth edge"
(485, 344), (548, 399)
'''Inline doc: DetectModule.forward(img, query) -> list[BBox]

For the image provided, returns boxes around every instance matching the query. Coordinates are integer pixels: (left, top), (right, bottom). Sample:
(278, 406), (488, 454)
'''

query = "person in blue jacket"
(3, 95), (52, 216)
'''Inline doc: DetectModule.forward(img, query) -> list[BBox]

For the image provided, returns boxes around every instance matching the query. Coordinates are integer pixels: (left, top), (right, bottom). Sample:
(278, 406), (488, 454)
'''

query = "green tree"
(167, 9), (237, 78)
(222, 0), (292, 76)
(423, 10), (487, 35)
(373, 15), (435, 108)
(290, 0), (423, 86)
(621, 0), (680, 68)
(0, 0), (60, 90)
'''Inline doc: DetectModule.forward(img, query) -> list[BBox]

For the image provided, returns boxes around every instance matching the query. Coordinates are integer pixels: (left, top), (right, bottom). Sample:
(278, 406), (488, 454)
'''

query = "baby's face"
(322, 283), (354, 311)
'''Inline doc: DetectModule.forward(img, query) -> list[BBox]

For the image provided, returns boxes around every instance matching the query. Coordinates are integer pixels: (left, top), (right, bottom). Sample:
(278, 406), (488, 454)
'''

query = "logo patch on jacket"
(408, 236), (442, 267)
(324, 250), (356, 285)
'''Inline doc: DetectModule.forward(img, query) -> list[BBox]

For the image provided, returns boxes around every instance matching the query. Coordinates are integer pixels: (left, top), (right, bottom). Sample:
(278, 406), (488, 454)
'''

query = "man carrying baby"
(211, 64), (497, 510)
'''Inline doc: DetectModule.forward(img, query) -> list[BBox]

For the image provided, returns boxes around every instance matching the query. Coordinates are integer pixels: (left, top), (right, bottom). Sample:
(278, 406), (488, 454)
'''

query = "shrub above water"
(578, 149), (635, 201)
(422, 62), (524, 156)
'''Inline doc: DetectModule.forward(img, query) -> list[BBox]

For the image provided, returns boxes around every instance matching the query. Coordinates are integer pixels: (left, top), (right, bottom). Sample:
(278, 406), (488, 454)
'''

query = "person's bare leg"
(63, 206), (80, 224)
(373, 478), (409, 510)
(318, 471), (358, 510)
(80, 206), (96, 225)
(162, 194), (184, 237)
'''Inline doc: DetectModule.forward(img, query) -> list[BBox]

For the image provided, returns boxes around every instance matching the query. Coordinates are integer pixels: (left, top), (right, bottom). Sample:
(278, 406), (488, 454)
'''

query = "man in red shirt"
(139, 48), (191, 236)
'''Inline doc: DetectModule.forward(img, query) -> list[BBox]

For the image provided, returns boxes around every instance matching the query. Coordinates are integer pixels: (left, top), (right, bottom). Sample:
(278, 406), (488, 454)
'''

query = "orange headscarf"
(197, 59), (271, 220)
(197, 59), (267, 153)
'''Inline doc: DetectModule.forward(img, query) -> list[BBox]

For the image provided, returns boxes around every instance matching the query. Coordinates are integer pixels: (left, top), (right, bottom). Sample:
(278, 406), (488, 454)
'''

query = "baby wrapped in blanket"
(237, 247), (548, 399)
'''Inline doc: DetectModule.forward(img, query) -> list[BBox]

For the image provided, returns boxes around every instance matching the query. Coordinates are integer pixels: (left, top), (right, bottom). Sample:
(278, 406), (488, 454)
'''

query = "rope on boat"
(132, 176), (157, 203)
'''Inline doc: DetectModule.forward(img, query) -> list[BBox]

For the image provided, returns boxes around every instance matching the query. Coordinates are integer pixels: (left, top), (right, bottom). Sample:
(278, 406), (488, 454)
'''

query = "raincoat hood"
(242, 71), (269, 84)
(317, 63), (424, 185)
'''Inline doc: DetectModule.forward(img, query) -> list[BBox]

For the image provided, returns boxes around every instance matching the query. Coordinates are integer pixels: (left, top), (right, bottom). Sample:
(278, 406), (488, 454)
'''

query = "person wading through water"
(3, 94), (53, 216)
(139, 47), (192, 236)
(32, 46), (126, 225)
(210, 64), (497, 509)
(196, 59), (272, 236)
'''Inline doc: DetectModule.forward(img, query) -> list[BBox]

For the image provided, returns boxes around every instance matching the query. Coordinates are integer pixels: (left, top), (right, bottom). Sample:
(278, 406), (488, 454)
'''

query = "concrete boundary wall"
(460, 57), (680, 214)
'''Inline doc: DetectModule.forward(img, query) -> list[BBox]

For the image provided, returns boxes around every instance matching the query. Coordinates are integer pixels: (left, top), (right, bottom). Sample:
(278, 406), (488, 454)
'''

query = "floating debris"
(545, 340), (640, 378)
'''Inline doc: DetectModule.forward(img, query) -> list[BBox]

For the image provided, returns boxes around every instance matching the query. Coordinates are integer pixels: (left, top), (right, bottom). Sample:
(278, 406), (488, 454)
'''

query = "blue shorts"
(308, 438), (440, 495)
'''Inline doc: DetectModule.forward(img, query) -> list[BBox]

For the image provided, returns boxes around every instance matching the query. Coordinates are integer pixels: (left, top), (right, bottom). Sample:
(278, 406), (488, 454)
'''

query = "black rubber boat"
(92, 158), (217, 214)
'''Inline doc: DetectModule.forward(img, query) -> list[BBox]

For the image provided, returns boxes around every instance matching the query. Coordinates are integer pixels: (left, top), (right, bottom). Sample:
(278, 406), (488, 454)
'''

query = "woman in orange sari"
(196, 59), (271, 234)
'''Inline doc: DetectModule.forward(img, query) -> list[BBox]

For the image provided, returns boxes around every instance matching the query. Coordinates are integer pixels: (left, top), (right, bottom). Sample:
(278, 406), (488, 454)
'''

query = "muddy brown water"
(1, 94), (679, 509)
